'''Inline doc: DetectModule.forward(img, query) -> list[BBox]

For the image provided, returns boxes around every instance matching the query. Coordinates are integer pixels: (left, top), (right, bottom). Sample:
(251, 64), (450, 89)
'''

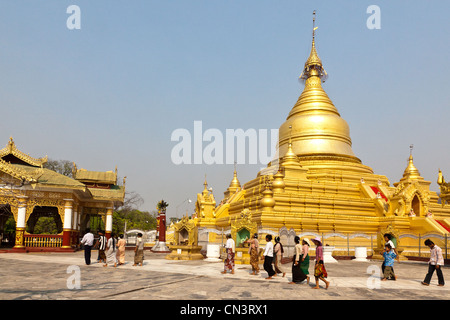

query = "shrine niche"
(230, 209), (258, 264)
(166, 215), (203, 260)
(391, 181), (431, 217)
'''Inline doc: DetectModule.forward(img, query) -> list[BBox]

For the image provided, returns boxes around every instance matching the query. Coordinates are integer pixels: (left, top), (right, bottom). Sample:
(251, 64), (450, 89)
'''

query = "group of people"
(381, 233), (445, 286)
(222, 232), (445, 288)
(80, 229), (145, 267)
(221, 233), (330, 289)
(79, 228), (445, 288)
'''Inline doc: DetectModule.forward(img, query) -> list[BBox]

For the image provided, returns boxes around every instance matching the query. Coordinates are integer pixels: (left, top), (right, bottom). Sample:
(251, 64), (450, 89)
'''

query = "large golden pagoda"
(177, 13), (450, 261)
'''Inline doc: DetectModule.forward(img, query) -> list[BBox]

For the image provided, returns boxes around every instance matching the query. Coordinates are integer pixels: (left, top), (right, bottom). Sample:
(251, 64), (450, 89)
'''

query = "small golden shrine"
(166, 214), (203, 260)
(231, 208), (258, 264)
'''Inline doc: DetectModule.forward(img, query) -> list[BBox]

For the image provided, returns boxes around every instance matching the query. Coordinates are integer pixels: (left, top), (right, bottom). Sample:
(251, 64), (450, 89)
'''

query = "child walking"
(381, 243), (397, 281)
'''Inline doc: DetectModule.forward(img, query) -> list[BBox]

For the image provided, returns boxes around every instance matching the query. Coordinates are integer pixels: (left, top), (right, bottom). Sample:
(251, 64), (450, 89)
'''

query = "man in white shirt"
(422, 239), (445, 286)
(80, 228), (94, 265)
(263, 234), (276, 279)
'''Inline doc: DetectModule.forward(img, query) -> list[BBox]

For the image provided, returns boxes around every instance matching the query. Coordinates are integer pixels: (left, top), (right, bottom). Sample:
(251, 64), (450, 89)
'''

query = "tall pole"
(151, 200), (170, 253)
(159, 206), (167, 243)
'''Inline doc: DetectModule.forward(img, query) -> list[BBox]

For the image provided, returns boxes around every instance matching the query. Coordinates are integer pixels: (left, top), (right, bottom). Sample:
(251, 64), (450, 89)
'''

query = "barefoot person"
(312, 237), (330, 289)
(133, 233), (144, 266)
(289, 236), (307, 284)
(246, 233), (260, 275)
(301, 238), (311, 284)
(116, 234), (126, 266)
(422, 239), (445, 286)
(381, 243), (397, 281)
(104, 232), (117, 268)
(273, 236), (286, 278)
(263, 235), (276, 280)
(221, 234), (235, 274)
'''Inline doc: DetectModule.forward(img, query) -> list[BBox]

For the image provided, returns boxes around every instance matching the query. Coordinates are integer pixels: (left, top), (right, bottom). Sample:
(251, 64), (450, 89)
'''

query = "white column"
(77, 206), (82, 231)
(72, 205), (78, 231)
(63, 200), (73, 230)
(62, 199), (74, 248)
(16, 198), (27, 229)
(105, 207), (113, 235)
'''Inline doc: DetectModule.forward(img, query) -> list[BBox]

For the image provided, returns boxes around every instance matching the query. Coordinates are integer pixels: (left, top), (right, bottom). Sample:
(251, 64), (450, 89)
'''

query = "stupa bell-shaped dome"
(278, 13), (359, 163)
(399, 154), (423, 183)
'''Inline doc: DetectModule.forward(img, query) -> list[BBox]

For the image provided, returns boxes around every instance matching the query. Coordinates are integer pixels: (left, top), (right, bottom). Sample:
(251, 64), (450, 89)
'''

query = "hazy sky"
(0, 1), (449, 219)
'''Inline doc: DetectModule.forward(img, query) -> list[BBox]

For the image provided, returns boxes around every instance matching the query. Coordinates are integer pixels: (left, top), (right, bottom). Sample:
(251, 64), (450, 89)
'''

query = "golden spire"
(278, 11), (359, 162)
(400, 145), (423, 182)
(228, 163), (241, 190)
(224, 163), (241, 198)
(202, 174), (209, 196)
(281, 126), (300, 165)
(300, 11), (327, 82)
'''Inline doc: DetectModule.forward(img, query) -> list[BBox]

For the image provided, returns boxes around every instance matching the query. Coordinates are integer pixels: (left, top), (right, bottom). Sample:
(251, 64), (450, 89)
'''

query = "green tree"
(43, 159), (74, 177)
(112, 209), (157, 235)
(33, 217), (58, 234)
(112, 190), (157, 234)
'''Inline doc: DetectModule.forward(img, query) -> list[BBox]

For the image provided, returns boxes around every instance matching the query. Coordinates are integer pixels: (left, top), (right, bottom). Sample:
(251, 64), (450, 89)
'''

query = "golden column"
(13, 196), (27, 251)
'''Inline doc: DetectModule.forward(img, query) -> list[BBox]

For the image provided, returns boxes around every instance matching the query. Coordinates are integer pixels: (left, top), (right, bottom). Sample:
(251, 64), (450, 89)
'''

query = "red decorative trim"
(370, 186), (388, 202)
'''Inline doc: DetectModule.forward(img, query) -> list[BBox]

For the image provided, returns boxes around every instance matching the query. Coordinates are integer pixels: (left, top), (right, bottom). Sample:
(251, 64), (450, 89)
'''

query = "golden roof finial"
(438, 169), (445, 185)
(401, 146), (422, 182)
(8, 137), (14, 150)
(228, 162), (241, 190)
(202, 174), (209, 195)
(300, 10), (327, 82)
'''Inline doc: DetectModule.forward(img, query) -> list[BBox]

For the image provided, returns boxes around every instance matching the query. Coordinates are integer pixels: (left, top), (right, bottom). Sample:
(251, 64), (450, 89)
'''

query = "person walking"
(94, 230), (107, 264)
(422, 239), (445, 286)
(104, 232), (118, 267)
(221, 234), (235, 274)
(133, 233), (144, 266)
(312, 237), (330, 289)
(273, 236), (286, 277)
(263, 234), (276, 279)
(301, 238), (311, 284)
(382, 234), (399, 277)
(116, 234), (126, 266)
(289, 236), (307, 284)
(246, 233), (260, 275)
(381, 243), (397, 281)
(80, 228), (94, 265)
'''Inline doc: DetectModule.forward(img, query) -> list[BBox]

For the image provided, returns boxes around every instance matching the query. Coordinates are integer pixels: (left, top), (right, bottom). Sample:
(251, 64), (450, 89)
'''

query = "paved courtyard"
(0, 249), (448, 317)
(0, 250), (448, 299)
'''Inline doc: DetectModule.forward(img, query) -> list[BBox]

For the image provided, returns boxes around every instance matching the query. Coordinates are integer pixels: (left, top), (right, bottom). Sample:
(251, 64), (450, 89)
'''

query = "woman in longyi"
(246, 233), (260, 275)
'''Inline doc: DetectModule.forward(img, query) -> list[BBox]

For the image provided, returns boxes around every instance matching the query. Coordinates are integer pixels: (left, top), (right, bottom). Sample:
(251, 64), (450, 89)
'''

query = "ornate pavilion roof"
(73, 165), (117, 185)
(0, 138), (125, 205)
(0, 137), (48, 167)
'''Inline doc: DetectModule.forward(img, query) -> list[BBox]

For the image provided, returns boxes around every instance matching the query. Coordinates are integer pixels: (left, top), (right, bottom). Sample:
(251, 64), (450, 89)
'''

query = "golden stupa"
(170, 12), (450, 261)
